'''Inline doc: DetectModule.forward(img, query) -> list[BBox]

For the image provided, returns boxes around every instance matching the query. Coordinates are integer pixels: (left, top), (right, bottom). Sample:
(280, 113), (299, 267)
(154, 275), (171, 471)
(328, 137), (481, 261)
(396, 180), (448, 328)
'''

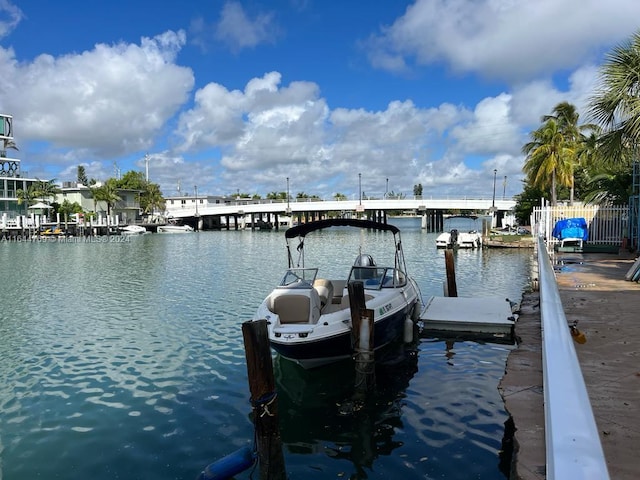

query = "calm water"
(0, 217), (532, 479)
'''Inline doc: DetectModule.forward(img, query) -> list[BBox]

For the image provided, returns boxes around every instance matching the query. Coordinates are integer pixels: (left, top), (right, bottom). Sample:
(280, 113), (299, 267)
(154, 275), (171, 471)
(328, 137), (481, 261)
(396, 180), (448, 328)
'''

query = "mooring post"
(241, 320), (286, 480)
(348, 281), (376, 398)
(444, 249), (458, 297)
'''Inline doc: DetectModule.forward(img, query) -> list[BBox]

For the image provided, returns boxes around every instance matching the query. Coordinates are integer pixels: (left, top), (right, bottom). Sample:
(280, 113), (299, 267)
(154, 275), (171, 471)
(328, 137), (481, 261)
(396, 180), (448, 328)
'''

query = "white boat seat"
(268, 289), (321, 324)
(313, 279), (334, 309)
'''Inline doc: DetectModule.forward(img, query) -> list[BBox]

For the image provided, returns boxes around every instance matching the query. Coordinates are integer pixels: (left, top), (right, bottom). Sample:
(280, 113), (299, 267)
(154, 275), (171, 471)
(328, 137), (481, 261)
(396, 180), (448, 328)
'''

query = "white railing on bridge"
(532, 204), (628, 247)
(166, 196), (516, 219)
(537, 236), (610, 479)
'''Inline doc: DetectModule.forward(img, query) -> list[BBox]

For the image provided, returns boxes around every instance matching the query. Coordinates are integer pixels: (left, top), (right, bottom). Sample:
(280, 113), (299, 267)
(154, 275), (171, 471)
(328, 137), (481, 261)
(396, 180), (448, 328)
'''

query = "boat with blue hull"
(253, 218), (423, 369)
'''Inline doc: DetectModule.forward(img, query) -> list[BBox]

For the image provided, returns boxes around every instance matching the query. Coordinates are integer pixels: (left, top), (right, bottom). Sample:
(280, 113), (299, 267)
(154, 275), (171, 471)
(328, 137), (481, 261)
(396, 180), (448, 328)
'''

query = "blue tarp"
(552, 217), (589, 241)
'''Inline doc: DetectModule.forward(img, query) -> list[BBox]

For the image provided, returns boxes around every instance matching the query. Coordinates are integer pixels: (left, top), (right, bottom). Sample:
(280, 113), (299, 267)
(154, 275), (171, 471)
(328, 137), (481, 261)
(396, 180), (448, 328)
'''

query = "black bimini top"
(284, 218), (400, 239)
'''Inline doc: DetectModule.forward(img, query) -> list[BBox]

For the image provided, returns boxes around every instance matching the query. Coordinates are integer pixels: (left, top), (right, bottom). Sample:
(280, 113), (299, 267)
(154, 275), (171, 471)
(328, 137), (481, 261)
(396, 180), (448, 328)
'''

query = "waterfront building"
(56, 182), (142, 224)
(0, 113), (40, 220)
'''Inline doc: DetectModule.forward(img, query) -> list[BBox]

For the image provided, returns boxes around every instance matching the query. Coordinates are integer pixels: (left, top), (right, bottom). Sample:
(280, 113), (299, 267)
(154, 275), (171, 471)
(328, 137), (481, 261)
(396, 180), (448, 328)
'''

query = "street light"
(503, 176), (507, 200)
(286, 177), (290, 213)
(385, 177), (389, 199)
(492, 169), (497, 209)
(194, 185), (199, 217)
(359, 173), (362, 205)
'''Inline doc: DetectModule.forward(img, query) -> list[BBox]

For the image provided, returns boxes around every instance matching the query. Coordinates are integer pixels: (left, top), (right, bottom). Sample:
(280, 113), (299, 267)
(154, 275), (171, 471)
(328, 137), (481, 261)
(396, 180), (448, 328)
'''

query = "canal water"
(0, 217), (532, 479)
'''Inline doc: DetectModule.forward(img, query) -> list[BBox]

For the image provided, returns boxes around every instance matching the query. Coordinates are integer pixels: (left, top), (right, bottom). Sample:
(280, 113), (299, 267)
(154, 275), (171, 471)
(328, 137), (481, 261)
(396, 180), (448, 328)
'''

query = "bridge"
(165, 196), (516, 231)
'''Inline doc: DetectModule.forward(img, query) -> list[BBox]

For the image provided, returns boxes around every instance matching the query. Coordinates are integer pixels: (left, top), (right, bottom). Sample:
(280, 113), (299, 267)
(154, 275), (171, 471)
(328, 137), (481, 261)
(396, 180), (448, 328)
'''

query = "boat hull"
(268, 300), (417, 369)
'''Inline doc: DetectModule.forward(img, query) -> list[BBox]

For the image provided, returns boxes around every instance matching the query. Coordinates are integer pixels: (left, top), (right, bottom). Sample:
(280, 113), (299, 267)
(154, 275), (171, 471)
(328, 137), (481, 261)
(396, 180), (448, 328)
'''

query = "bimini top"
(284, 218), (400, 239)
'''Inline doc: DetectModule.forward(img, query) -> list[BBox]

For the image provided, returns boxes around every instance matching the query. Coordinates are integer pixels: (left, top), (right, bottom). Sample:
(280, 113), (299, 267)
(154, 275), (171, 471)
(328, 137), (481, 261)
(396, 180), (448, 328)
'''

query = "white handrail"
(537, 236), (610, 479)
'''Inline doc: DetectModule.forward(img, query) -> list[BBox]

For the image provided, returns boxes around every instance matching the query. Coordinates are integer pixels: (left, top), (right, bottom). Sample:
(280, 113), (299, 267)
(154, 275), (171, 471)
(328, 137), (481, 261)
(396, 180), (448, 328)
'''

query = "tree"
(77, 165), (88, 185)
(589, 30), (640, 165)
(16, 185), (38, 214)
(58, 200), (83, 230)
(141, 182), (165, 214)
(334, 192), (347, 200)
(91, 180), (122, 216)
(413, 184), (423, 197)
(33, 179), (62, 203)
(1, 137), (18, 157)
(522, 119), (575, 206)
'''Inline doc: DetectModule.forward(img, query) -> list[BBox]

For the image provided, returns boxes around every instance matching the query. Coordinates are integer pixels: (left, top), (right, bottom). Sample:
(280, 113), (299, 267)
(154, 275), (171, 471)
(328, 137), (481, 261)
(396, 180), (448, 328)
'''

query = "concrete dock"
(500, 250), (640, 479)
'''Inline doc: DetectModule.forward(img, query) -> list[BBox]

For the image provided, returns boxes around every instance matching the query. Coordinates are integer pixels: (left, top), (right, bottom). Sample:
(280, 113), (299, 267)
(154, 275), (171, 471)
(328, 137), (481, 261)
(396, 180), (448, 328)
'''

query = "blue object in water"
(196, 445), (256, 480)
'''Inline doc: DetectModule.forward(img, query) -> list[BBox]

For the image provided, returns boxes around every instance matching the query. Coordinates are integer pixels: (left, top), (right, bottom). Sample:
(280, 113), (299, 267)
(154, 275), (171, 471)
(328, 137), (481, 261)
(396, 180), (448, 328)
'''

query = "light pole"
(286, 177), (290, 213)
(492, 169), (497, 209)
(358, 173), (362, 205)
(194, 185), (199, 217)
(503, 176), (507, 200)
(385, 177), (388, 199)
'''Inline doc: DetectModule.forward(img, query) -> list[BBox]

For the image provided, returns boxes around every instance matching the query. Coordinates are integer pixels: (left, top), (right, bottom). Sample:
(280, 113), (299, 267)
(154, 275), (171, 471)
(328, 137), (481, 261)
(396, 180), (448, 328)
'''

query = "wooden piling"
(348, 281), (376, 398)
(241, 320), (286, 480)
(444, 249), (458, 297)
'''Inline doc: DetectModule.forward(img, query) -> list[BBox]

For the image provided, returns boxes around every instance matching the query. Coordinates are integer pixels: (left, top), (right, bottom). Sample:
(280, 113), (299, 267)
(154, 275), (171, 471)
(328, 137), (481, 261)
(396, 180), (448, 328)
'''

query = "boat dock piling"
(241, 320), (287, 480)
(348, 281), (376, 399)
(444, 249), (458, 297)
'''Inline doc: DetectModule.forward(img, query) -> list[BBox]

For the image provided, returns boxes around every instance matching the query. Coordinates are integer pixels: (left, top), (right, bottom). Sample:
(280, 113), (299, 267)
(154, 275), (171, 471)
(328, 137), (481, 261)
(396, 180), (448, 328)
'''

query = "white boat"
(253, 218), (423, 369)
(157, 224), (194, 233)
(436, 229), (482, 249)
(120, 225), (147, 235)
(457, 230), (482, 248)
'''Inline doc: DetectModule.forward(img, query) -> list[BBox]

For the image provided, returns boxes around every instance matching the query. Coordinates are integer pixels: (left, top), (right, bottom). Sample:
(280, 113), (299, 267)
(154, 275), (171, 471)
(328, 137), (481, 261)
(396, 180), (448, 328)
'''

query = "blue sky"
(2, 0), (640, 200)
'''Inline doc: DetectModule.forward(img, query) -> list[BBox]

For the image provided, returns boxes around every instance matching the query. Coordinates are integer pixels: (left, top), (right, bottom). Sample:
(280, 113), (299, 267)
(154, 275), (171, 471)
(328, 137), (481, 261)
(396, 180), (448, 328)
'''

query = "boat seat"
(268, 290), (321, 324)
(313, 279), (334, 309)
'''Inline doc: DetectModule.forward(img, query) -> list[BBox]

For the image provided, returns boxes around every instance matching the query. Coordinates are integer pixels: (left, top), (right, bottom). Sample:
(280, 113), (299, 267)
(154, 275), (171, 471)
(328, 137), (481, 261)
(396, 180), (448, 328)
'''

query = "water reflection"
(275, 341), (419, 479)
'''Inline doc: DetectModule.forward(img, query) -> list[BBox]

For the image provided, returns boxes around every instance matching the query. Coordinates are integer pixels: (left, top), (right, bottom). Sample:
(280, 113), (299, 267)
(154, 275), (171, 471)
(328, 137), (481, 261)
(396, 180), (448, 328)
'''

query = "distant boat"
(436, 229), (482, 249)
(120, 225), (147, 235)
(157, 224), (194, 233)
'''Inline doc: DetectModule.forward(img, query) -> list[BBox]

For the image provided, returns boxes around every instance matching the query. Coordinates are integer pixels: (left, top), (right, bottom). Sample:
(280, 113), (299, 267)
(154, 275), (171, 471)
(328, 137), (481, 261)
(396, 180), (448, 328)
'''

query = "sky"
(1, 0), (640, 201)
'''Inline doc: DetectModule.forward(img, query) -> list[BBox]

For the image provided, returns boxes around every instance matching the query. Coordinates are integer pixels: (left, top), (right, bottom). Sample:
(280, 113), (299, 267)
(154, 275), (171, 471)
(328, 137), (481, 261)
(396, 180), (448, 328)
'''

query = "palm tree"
(1, 138), (18, 157)
(141, 183), (165, 215)
(16, 185), (38, 215)
(91, 181), (122, 217)
(522, 118), (575, 206)
(589, 30), (640, 164)
(33, 179), (61, 204)
(542, 102), (598, 204)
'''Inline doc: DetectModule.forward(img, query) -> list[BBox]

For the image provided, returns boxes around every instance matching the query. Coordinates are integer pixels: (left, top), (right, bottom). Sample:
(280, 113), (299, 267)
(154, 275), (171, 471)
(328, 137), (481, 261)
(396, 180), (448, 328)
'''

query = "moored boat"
(120, 224), (147, 235)
(157, 224), (194, 233)
(436, 229), (482, 249)
(253, 218), (423, 369)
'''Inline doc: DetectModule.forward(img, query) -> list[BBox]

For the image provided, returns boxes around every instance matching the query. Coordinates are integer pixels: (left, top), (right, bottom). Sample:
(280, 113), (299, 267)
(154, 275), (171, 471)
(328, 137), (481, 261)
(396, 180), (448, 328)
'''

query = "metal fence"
(531, 204), (629, 248)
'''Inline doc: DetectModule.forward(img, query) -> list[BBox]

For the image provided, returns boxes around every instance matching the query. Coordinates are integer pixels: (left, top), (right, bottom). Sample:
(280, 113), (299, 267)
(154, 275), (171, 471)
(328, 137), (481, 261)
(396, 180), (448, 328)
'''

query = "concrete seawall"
(500, 250), (640, 479)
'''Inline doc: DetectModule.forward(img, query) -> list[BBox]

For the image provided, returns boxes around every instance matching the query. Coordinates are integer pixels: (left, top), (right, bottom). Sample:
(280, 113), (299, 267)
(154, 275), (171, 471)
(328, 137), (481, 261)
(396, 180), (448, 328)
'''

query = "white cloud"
(0, 30), (194, 159)
(366, 0), (640, 81)
(214, 2), (278, 52)
(0, 0), (23, 38)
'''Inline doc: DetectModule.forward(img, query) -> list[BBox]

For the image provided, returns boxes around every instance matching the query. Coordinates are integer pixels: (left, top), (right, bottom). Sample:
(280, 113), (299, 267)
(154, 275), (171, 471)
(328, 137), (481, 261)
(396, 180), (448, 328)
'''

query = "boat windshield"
(279, 268), (318, 288)
(348, 267), (406, 289)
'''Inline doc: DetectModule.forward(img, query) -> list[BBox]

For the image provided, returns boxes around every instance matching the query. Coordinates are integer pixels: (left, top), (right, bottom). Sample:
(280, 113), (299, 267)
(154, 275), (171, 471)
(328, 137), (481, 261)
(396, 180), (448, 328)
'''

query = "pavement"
(499, 248), (640, 480)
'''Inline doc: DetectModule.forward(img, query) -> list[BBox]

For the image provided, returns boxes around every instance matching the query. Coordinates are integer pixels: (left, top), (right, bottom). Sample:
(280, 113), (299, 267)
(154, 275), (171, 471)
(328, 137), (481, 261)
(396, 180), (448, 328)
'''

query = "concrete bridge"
(165, 196), (516, 231)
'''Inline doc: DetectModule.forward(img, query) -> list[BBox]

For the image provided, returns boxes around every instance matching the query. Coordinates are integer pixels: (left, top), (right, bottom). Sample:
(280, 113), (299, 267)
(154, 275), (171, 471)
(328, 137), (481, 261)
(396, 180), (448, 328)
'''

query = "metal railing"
(537, 236), (609, 479)
(532, 204), (628, 246)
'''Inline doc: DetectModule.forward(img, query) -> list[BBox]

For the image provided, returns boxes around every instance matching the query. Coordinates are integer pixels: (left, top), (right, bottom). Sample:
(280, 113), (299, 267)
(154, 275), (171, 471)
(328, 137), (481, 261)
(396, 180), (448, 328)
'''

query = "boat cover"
(552, 217), (588, 241)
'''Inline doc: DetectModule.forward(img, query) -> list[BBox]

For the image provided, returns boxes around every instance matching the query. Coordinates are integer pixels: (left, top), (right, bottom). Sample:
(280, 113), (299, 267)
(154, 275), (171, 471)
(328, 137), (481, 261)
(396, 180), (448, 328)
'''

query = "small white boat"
(157, 224), (194, 233)
(436, 229), (482, 249)
(253, 218), (423, 369)
(120, 225), (147, 235)
(457, 230), (482, 248)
